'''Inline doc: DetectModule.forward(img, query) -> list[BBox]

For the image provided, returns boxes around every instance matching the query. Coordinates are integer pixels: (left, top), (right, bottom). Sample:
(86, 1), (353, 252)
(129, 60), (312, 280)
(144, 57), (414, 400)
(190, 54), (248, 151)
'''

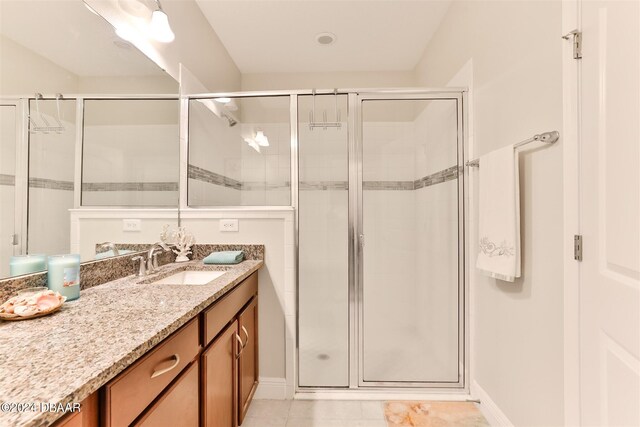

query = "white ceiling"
(195, 0), (452, 73)
(0, 0), (165, 77)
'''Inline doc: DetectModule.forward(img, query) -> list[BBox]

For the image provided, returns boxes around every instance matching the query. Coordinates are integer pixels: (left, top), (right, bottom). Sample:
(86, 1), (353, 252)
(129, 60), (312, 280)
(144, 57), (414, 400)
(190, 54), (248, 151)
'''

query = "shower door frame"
(351, 91), (467, 390)
(181, 88), (468, 393)
(0, 99), (29, 258)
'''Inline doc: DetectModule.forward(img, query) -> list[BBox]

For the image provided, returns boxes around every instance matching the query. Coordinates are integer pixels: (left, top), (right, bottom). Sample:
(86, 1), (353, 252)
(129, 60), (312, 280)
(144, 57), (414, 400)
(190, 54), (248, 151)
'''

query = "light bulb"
(150, 10), (175, 43)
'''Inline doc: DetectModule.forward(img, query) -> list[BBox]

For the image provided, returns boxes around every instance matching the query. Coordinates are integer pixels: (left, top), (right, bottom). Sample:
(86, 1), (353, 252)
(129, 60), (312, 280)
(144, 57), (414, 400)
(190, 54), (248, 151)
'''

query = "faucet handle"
(131, 255), (146, 276)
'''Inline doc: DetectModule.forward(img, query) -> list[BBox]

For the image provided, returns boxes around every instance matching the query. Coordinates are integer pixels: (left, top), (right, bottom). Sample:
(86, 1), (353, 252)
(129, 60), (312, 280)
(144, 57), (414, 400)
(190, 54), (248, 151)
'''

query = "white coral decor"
(171, 226), (195, 263)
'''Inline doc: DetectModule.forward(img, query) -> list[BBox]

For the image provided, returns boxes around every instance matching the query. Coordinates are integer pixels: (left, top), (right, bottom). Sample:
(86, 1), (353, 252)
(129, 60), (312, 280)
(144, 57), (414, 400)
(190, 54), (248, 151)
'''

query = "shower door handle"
(359, 234), (365, 247)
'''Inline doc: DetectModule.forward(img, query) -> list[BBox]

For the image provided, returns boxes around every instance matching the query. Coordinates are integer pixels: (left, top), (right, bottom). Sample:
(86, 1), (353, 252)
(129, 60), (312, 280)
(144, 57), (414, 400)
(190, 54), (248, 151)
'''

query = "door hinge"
(574, 235), (583, 261)
(11, 234), (18, 246)
(562, 30), (582, 59)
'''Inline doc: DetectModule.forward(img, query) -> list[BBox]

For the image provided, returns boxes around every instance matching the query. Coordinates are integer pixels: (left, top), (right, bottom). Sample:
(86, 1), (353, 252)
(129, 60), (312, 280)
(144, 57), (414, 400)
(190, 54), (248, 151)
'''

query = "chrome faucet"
(131, 255), (146, 277)
(97, 242), (119, 256)
(146, 242), (171, 274)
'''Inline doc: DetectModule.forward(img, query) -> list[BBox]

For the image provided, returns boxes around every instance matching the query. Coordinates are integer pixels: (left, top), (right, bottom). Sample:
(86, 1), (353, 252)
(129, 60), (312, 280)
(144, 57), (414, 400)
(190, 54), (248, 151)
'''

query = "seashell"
(14, 305), (39, 317)
(35, 294), (61, 311)
(0, 289), (66, 320)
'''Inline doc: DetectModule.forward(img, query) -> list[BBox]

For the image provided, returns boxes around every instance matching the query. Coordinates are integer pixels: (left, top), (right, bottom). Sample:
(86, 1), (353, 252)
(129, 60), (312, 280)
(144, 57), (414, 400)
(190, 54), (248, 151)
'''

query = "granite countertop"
(0, 259), (263, 427)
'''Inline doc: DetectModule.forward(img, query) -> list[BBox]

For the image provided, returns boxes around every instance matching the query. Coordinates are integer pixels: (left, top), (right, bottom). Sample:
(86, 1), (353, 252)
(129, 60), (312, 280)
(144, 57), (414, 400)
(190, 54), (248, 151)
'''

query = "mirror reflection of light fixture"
(214, 97), (231, 104)
(254, 129), (269, 147)
(244, 138), (261, 153)
(115, 25), (138, 43)
(150, 0), (175, 43)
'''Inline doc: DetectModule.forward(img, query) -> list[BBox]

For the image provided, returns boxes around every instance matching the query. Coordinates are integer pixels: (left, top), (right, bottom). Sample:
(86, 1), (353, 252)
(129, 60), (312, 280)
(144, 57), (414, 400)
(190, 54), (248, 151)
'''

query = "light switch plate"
(123, 219), (141, 232)
(220, 219), (239, 232)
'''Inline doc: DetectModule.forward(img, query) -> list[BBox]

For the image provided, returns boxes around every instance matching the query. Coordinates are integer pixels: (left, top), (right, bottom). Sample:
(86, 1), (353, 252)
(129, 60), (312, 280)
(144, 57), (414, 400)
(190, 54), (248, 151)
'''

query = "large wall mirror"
(0, 0), (180, 279)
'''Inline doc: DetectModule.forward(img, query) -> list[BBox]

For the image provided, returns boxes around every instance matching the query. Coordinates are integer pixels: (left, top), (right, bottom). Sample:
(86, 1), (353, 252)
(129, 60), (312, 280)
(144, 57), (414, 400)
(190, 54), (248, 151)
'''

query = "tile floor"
(243, 400), (489, 427)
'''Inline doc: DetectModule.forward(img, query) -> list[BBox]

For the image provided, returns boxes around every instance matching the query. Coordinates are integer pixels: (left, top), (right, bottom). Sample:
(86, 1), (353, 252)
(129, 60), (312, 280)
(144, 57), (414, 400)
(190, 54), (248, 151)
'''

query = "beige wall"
(0, 34), (78, 95)
(0, 35), (178, 96)
(241, 70), (416, 91)
(180, 210), (296, 398)
(415, 1), (564, 425)
(78, 76), (178, 94)
(85, 0), (240, 93)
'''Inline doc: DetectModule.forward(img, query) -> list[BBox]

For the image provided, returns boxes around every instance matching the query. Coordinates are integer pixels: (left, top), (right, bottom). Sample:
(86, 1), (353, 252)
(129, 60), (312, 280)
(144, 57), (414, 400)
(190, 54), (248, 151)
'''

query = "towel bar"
(465, 130), (559, 167)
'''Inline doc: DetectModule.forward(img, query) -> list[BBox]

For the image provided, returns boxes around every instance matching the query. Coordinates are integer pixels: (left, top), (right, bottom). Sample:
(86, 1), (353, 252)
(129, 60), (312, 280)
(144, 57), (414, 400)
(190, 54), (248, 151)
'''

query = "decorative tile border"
(414, 165), (461, 189)
(82, 182), (178, 192)
(0, 174), (15, 186)
(364, 180), (415, 191)
(2, 175), (177, 192)
(188, 164), (241, 190)
(189, 164), (460, 192)
(242, 181), (290, 191)
(29, 177), (74, 191)
(300, 181), (349, 190)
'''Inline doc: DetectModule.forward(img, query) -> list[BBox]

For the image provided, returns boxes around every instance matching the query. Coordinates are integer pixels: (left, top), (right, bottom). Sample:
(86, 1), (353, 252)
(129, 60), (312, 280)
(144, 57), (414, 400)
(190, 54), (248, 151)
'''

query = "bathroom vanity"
(0, 256), (262, 427)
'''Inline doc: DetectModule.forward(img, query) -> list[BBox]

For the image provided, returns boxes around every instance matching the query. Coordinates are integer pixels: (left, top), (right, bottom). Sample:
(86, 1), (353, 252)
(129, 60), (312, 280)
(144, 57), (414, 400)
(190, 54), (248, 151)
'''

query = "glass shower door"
(359, 96), (463, 385)
(298, 94), (350, 387)
(0, 104), (17, 278)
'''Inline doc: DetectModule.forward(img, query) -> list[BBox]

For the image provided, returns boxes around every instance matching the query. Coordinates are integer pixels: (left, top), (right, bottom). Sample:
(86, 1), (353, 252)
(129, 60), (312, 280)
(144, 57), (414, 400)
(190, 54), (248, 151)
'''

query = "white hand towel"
(476, 144), (521, 282)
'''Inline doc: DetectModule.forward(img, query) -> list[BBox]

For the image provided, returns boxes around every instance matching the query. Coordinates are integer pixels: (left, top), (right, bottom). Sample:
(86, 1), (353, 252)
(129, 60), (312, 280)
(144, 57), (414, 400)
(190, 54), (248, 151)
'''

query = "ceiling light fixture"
(316, 32), (336, 46)
(150, 0), (175, 43)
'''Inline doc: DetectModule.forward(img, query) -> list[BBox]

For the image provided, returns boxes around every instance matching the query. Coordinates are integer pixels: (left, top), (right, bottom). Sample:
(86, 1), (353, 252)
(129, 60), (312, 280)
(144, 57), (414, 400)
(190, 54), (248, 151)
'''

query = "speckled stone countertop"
(0, 259), (263, 427)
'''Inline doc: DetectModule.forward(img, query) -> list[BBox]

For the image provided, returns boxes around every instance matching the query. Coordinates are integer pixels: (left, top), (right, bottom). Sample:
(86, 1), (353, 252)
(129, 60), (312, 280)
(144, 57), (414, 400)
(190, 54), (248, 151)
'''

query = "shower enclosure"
(185, 89), (466, 390)
(299, 91), (465, 389)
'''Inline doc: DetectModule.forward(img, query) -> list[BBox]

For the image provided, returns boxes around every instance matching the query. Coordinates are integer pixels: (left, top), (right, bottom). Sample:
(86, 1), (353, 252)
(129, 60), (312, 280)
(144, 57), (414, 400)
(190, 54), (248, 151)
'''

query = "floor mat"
(384, 401), (489, 427)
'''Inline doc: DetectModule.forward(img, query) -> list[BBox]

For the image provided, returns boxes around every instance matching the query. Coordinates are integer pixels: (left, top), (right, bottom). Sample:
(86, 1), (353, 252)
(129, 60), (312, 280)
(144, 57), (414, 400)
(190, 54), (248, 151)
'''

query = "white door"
(579, 0), (640, 425)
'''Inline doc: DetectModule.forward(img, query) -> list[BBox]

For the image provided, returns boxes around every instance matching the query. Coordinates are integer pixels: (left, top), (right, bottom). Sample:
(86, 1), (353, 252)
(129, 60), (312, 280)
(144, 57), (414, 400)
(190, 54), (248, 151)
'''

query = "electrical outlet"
(123, 219), (142, 232)
(220, 219), (239, 232)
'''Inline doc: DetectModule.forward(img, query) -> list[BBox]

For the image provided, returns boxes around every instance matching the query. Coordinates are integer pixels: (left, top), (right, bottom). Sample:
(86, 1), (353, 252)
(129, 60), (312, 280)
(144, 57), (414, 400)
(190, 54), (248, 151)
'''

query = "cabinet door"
(202, 320), (239, 427)
(238, 297), (259, 425)
(52, 392), (98, 427)
(133, 361), (199, 427)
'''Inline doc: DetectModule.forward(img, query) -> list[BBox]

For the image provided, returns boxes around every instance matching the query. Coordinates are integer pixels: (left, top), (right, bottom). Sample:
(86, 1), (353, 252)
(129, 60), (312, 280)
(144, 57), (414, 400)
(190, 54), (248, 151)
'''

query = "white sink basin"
(151, 271), (226, 286)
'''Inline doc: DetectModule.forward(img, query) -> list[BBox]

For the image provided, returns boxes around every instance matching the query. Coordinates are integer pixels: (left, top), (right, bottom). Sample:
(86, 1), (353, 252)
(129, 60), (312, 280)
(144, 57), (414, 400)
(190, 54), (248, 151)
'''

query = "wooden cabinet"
(238, 297), (259, 425)
(133, 361), (199, 427)
(202, 320), (239, 427)
(51, 392), (98, 427)
(202, 272), (259, 427)
(99, 271), (259, 427)
(103, 318), (200, 427)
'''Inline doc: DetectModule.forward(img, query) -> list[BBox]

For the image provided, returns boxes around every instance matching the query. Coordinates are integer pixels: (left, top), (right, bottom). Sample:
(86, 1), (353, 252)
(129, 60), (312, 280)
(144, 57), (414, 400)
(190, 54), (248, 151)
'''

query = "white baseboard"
(295, 390), (471, 401)
(471, 380), (514, 427)
(253, 377), (288, 400)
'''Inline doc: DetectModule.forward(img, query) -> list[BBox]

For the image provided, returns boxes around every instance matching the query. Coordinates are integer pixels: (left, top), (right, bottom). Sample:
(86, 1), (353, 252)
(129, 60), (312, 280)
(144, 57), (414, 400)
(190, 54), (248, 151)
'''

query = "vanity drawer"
(203, 272), (257, 346)
(103, 318), (200, 427)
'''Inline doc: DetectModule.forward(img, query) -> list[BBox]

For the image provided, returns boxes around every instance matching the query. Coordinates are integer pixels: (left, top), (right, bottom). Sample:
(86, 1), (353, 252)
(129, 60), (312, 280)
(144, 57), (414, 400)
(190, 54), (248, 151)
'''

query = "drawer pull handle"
(150, 354), (180, 378)
(235, 333), (245, 359)
(241, 326), (249, 349)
